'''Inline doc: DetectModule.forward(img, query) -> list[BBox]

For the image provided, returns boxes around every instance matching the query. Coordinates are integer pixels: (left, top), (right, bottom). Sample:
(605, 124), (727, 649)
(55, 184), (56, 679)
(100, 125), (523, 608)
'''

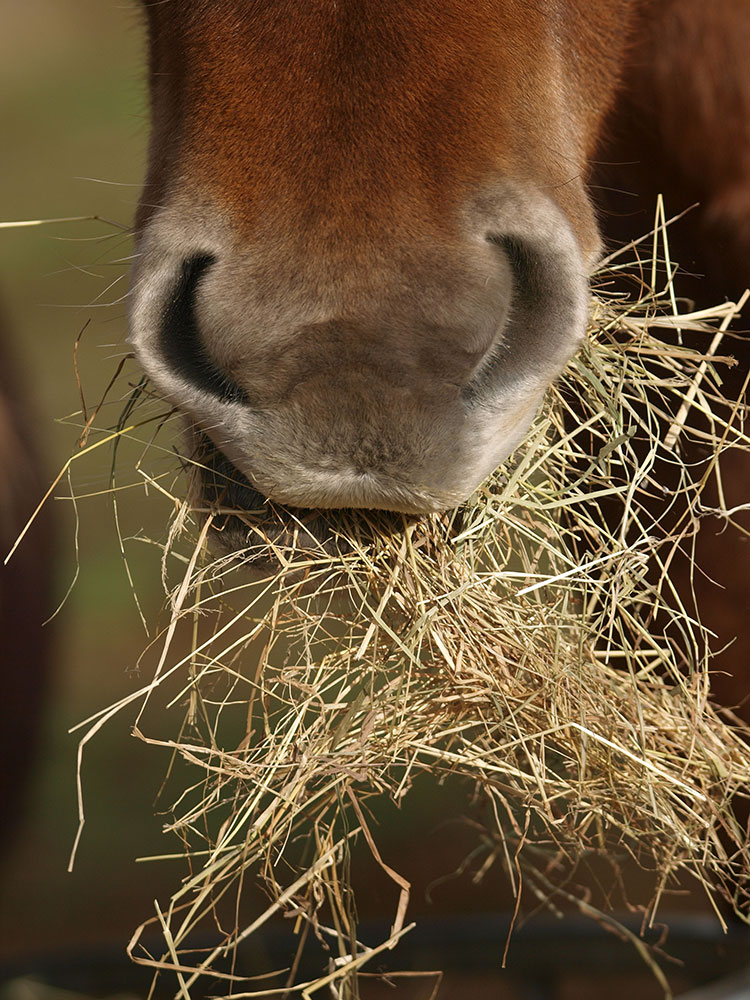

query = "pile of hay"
(38, 228), (750, 997)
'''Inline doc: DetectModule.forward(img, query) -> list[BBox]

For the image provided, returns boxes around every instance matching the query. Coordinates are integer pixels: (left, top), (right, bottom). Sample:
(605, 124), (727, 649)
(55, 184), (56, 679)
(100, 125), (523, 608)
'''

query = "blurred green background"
(0, 0), (181, 960)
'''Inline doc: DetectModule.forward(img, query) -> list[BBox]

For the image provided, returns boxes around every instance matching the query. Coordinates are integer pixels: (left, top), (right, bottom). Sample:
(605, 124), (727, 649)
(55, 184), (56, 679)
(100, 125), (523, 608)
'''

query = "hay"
(33, 218), (750, 997)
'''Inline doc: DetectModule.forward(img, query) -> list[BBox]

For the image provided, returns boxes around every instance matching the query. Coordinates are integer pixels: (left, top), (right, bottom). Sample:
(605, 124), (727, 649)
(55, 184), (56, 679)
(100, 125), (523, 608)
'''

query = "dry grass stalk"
(38, 225), (750, 998)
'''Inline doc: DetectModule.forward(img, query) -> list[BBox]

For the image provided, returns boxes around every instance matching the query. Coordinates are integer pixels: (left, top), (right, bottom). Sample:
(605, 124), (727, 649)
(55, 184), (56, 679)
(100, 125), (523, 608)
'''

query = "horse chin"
(187, 430), (413, 568)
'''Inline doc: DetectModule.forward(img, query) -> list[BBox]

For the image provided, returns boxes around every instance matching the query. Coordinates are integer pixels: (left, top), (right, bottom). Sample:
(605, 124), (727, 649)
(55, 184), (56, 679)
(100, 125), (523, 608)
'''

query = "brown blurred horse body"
(0, 305), (55, 858)
(601, 0), (750, 302)
(603, 0), (750, 723)
(130, 2), (750, 708)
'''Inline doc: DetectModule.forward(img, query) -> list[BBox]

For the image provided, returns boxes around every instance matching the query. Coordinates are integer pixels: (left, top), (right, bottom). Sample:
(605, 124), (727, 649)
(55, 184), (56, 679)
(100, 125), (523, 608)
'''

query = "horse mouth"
(187, 430), (414, 566)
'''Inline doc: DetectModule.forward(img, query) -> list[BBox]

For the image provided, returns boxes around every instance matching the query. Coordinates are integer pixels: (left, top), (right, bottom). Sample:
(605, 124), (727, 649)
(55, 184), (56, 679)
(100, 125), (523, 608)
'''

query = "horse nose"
(129, 185), (588, 513)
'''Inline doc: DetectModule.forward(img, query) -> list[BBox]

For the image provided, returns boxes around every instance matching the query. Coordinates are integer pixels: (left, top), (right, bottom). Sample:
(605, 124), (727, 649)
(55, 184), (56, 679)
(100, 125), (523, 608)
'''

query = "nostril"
(486, 234), (554, 324)
(491, 235), (546, 308)
(462, 230), (586, 406)
(160, 255), (249, 405)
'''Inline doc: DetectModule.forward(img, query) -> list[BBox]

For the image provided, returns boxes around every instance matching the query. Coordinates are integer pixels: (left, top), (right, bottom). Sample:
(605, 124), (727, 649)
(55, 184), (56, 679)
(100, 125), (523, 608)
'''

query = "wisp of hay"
(28, 215), (750, 999)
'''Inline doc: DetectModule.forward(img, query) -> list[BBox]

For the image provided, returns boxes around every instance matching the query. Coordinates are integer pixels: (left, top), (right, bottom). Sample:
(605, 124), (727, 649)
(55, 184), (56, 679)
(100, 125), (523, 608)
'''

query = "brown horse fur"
(130, 3), (750, 713)
(597, 0), (750, 302)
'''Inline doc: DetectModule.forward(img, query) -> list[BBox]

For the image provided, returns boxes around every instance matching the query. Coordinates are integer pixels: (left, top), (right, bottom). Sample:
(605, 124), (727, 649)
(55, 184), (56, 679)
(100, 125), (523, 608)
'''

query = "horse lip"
(187, 430), (415, 564)
(190, 433), (342, 562)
